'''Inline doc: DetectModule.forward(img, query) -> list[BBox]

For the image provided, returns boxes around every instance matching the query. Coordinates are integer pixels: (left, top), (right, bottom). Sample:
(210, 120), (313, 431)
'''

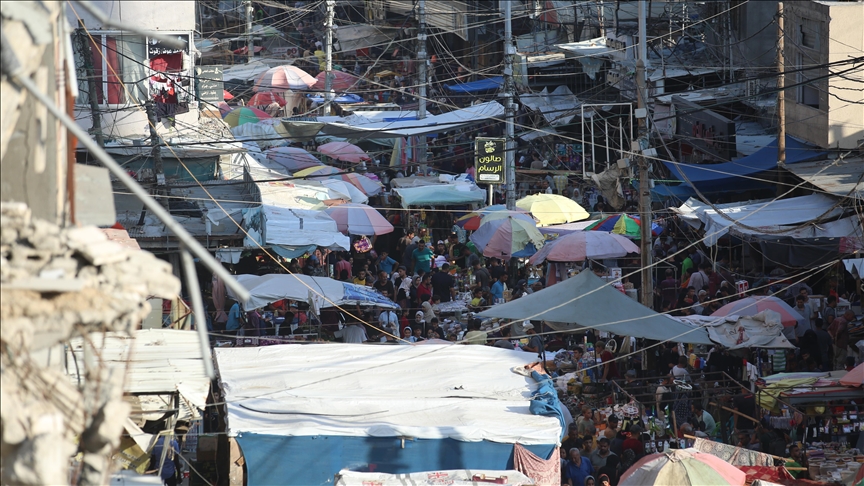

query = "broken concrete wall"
(0, 202), (180, 485)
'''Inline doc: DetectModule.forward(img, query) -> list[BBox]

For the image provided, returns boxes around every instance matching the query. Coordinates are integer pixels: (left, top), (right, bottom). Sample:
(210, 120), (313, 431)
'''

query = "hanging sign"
(475, 137), (506, 184)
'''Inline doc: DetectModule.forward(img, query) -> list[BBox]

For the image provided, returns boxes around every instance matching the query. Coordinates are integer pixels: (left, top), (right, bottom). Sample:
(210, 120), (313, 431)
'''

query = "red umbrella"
(248, 91), (286, 107)
(711, 296), (805, 328)
(313, 70), (360, 92)
(223, 90), (234, 100)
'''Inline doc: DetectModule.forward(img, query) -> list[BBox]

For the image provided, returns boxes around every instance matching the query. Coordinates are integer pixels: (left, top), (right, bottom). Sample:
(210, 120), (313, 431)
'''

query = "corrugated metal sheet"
(66, 329), (211, 419)
(786, 158), (864, 200)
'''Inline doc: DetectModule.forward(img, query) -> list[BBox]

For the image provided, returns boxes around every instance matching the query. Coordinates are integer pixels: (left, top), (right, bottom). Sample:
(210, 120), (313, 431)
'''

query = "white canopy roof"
(262, 205), (349, 250)
(214, 344), (563, 445)
(673, 194), (846, 246)
(393, 183), (487, 208)
(227, 274), (397, 311)
(519, 86), (581, 126)
(320, 102), (505, 139)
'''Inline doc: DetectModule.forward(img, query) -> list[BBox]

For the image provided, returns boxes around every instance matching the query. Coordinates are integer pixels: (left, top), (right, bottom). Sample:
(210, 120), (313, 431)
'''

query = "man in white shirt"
(334, 322), (367, 343)
(687, 262), (711, 292)
(378, 307), (399, 338)
(671, 356), (689, 381)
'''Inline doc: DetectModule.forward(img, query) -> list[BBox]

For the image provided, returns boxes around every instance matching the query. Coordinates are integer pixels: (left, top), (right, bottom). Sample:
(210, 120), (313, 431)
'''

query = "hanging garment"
(513, 444), (560, 486)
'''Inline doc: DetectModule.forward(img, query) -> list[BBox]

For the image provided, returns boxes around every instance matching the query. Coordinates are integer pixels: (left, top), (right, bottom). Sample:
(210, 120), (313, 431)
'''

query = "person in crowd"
(562, 423), (583, 453)
(490, 273), (507, 303)
(621, 425), (645, 457)
(431, 263), (456, 302)
(617, 450), (637, 481)
(375, 250), (397, 275)
(493, 324), (515, 349)
(412, 327), (425, 342)
(353, 269), (369, 286)
(462, 319), (487, 345)
(601, 415), (620, 440)
(813, 319), (833, 371)
(596, 473), (612, 486)
(472, 260), (491, 289)
(226, 300), (243, 336)
(334, 321), (367, 343)
(335, 253), (352, 280)
(399, 326), (416, 344)
(610, 429), (626, 456)
(671, 355), (689, 381)
(150, 434), (181, 486)
(563, 448), (595, 486)
(691, 403), (715, 436)
(576, 406), (597, 437)
(828, 309), (854, 370)
(378, 307), (399, 338)
(373, 270), (395, 298)
(599, 342), (620, 382)
(521, 322), (544, 354)
(412, 240), (435, 275)
(584, 476), (595, 486)
(417, 274), (433, 303)
(590, 437), (617, 470)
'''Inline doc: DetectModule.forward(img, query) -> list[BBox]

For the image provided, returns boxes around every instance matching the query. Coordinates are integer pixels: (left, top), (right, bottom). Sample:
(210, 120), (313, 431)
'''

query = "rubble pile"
(0, 202), (179, 485)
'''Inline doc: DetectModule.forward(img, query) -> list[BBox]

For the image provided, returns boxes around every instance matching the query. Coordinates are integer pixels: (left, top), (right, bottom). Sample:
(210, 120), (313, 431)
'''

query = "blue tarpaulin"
(236, 435), (555, 485)
(663, 136), (825, 194)
(444, 76), (503, 93)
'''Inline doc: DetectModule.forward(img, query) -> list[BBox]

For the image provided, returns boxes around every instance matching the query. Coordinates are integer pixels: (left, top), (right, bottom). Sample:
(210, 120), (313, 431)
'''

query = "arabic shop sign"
(475, 137), (505, 184)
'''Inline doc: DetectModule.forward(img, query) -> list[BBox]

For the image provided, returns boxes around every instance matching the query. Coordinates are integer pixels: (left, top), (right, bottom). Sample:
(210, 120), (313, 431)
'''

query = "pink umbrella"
(265, 147), (322, 171)
(248, 91), (286, 107)
(217, 101), (232, 116)
(325, 203), (394, 236)
(340, 173), (383, 196)
(313, 70), (360, 92)
(223, 90), (234, 100)
(318, 142), (370, 163)
(254, 65), (316, 92)
(528, 231), (639, 265)
(711, 296), (804, 328)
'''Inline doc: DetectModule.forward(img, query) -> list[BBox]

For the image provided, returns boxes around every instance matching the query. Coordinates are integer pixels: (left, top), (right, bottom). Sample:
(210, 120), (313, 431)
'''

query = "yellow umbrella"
(516, 194), (590, 226)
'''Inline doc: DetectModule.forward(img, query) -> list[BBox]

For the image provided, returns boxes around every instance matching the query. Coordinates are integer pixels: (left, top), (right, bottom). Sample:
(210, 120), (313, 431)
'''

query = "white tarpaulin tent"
(226, 274), (397, 311)
(214, 344), (562, 443)
(261, 205), (350, 250)
(675, 311), (795, 350)
(673, 194), (846, 246)
(519, 85), (581, 126)
(843, 258), (864, 276)
(393, 183), (487, 208)
(320, 102), (505, 139)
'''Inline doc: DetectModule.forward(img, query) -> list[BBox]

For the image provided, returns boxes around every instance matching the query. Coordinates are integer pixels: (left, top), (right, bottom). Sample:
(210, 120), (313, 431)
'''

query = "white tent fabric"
(394, 183), (487, 208)
(675, 311), (795, 350)
(262, 205), (350, 250)
(538, 219), (600, 235)
(214, 344), (563, 444)
(843, 258), (864, 276)
(673, 194), (845, 246)
(227, 274), (398, 311)
(223, 60), (271, 82)
(320, 102), (505, 139)
(478, 271), (714, 345)
(519, 86), (581, 126)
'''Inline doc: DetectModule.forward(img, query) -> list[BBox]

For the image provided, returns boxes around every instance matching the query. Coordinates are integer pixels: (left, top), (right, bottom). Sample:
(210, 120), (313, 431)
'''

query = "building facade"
(783, 0), (864, 150)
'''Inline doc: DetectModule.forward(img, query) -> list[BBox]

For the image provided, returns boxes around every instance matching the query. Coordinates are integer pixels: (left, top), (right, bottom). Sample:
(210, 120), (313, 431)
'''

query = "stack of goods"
(805, 446), (863, 484)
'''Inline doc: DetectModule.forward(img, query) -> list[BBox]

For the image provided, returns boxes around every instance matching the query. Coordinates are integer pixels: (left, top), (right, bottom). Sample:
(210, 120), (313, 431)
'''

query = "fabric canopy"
(227, 274), (397, 311)
(260, 205), (350, 250)
(663, 136), (825, 194)
(675, 312), (795, 350)
(320, 102), (505, 139)
(444, 76), (503, 93)
(519, 85), (581, 126)
(214, 343), (562, 444)
(477, 271), (714, 345)
(673, 194), (846, 246)
(393, 183), (487, 208)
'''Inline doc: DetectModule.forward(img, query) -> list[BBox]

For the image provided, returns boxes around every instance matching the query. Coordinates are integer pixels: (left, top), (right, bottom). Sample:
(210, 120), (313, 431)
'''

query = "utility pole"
(77, 22), (104, 147)
(636, 0), (653, 308)
(246, 0), (254, 62)
(417, 0), (428, 174)
(777, 1), (786, 194)
(503, 0), (516, 210)
(324, 0), (335, 105)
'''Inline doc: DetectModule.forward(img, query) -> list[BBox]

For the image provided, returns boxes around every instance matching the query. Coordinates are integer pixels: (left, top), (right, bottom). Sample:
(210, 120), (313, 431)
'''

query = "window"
(796, 53), (820, 109)
(799, 18), (820, 50)
(75, 34), (147, 105)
